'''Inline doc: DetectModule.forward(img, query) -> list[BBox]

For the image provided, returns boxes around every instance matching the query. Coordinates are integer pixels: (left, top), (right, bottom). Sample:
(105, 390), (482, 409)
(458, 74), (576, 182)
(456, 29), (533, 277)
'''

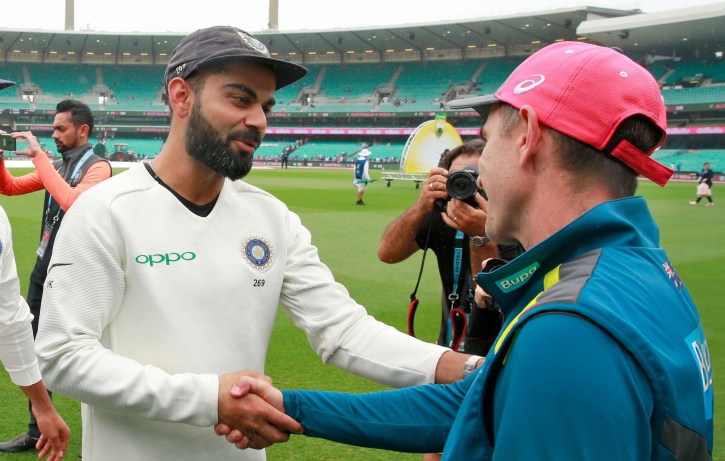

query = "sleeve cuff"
(8, 364), (42, 387)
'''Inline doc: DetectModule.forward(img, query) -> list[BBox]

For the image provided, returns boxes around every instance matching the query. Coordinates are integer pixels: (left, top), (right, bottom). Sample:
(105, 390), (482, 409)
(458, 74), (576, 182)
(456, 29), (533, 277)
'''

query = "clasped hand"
(216, 370), (303, 450)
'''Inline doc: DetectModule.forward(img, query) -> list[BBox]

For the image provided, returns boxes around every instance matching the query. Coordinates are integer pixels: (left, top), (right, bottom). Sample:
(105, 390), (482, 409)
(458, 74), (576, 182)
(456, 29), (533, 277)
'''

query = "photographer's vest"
(30, 143), (106, 284)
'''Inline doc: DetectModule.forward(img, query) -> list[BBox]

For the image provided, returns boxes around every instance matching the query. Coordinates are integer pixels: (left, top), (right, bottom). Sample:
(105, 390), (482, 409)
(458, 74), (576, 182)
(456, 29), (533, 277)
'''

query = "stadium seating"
(104, 66), (165, 111)
(652, 149), (725, 172)
(320, 63), (398, 99)
(660, 59), (725, 85)
(646, 63), (670, 81)
(26, 64), (97, 98)
(4, 58), (725, 113)
(366, 143), (406, 159)
(662, 86), (725, 105)
(473, 57), (526, 95)
(285, 141), (364, 159)
(308, 104), (374, 112)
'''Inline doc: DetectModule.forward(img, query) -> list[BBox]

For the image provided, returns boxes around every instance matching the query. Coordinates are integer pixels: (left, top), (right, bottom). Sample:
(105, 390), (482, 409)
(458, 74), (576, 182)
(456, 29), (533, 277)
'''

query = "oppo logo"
(135, 252), (196, 267)
(513, 74), (545, 95)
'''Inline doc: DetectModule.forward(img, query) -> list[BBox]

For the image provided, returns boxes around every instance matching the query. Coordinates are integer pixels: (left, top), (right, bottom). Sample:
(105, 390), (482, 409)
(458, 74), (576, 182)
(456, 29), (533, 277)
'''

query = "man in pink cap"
(217, 42), (713, 460)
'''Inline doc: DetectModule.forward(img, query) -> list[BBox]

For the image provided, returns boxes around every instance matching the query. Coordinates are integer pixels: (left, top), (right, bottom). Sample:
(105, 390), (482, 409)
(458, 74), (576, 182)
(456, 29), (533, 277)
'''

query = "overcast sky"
(1, 0), (722, 33)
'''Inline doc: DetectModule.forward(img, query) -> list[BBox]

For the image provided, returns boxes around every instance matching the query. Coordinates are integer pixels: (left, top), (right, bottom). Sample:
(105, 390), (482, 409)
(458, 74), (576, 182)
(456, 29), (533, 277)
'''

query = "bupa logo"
(513, 74), (545, 95)
(135, 252), (196, 267)
(496, 263), (539, 293)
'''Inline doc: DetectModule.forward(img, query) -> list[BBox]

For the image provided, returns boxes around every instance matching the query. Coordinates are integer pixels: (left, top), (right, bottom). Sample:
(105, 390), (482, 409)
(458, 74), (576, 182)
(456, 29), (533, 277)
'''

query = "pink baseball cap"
(448, 41), (672, 186)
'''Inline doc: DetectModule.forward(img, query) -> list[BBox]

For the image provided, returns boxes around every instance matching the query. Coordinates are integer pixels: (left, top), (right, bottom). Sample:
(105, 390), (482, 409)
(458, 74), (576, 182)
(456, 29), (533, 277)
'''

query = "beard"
(184, 100), (261, 181)
(55, 136), (76, 153)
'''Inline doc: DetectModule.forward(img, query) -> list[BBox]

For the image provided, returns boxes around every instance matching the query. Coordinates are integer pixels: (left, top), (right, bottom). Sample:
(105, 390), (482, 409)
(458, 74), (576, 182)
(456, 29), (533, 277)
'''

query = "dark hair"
(56, 99), (94, 134)
(169, 61), (233, 117)
(497, 103), (661, 198)
(441, 139), (486, 171)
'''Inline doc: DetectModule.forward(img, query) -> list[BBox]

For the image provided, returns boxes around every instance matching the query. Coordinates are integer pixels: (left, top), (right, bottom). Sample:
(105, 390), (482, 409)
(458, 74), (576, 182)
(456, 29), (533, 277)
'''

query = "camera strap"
(407, 217), (434, 338)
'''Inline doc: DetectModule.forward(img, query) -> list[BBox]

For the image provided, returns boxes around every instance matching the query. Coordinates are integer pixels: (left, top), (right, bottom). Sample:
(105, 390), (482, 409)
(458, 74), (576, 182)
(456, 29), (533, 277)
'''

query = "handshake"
(215, 370), (303, 451)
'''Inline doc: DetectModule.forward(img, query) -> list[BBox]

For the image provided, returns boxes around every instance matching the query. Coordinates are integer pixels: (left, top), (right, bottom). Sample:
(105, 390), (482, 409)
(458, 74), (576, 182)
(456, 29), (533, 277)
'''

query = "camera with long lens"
(434, 165), (484, 212)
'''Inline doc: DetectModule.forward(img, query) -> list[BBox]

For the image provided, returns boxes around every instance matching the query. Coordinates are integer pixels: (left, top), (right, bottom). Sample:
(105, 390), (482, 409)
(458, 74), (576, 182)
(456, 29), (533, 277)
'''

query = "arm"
(282, 376), (474, 453)
(0, 210), (69, 460)
(377, 167), (449, 263)
(33, 156), (111, 212)
(491, 314), (654, 460)
(0, 209), (41, 387)
(281, 211), (450, 388)
(0, 158), (45, 196)
(12, 131), (112, 211)
(219, 373), (476, 453)
(21, 381), (70, 461)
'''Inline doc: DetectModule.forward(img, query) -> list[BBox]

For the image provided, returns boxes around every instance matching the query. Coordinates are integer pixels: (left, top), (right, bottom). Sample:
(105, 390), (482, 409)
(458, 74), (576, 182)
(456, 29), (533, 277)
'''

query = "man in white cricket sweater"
(34, 27), (476, 461)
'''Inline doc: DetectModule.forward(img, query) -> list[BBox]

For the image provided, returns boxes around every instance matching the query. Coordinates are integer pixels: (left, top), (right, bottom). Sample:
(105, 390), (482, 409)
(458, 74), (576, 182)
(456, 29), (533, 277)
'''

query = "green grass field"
(0, 166), (722, 460)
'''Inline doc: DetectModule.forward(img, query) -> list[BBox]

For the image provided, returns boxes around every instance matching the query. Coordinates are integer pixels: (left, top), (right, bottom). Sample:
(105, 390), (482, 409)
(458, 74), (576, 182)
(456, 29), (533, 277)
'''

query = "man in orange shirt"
(0, 99), (111, 454)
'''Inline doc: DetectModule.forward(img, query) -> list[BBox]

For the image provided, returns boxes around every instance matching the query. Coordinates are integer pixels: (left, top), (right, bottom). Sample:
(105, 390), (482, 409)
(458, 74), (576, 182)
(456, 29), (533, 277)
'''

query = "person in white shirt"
(0, 77), (69, 461)
(34, 28), (475, 461)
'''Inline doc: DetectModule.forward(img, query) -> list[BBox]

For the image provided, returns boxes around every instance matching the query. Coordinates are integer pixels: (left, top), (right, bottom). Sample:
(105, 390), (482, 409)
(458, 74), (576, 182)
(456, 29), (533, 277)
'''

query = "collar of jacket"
(475, 196), (660, 318)
(60, 142), (93, 164)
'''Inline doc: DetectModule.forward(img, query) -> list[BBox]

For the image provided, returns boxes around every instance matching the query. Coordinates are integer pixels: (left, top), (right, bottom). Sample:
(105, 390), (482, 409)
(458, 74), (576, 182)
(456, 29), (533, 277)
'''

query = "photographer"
(378, 140), (517, 357)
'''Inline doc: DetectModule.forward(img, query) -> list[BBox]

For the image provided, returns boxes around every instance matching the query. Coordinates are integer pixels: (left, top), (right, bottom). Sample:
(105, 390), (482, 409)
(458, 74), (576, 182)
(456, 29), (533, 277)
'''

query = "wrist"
(471, 235), (490, 247)
(463, 355), (484, 378)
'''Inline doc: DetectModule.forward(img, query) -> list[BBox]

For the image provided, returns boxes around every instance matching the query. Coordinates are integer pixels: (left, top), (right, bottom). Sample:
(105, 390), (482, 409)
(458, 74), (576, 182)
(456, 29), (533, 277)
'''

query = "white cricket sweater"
(36, 164), (446, 461)
(0, 206), (40, 387)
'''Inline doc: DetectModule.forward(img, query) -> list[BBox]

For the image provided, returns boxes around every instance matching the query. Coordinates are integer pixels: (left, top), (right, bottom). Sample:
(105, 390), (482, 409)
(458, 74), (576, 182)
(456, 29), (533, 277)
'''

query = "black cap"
(0, 79), (16, 91)
(165, 26), (307, 91)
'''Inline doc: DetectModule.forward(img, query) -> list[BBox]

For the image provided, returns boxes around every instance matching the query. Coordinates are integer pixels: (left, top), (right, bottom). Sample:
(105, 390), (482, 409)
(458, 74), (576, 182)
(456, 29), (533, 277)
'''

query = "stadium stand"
(320, 63), (398, 99)
(104, 66), (165, 111)
(26, 64), (97, 98)
(646, 63), (670, 82)
(660, 59), (725, 85)
(366, 143), (406, 159)
(662, 86), (725, 105)
(287, 141), (364, 159)
(652, 149), (725, 172)
(272, 66), (320, 111)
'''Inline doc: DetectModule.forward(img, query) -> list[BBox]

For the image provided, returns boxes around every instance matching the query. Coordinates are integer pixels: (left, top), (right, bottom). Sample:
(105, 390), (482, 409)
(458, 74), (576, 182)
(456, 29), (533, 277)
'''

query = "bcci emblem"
(238, 32), (270, 57)
(242, 234), (275, 272)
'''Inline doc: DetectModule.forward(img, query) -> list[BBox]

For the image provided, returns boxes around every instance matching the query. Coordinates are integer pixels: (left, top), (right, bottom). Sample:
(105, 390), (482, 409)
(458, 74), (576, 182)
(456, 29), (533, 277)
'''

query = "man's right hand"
(418, 167), (450, 213)
(33, 406), (70, 461)
(216, 370), (303, 450)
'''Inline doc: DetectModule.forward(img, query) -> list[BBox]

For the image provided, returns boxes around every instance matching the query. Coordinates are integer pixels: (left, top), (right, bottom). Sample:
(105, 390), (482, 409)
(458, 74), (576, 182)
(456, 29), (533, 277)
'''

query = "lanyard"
(45, 150), (94, 226)
(449, 230), (475, 351)
(449, 230), (465, 301)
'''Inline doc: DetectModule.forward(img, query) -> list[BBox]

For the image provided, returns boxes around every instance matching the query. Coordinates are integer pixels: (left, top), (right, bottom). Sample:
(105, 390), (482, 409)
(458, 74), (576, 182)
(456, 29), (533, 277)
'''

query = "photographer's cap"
(165, 26), (307, 91)
(448, 41), (672, 186)
(0, 79), (15, 91)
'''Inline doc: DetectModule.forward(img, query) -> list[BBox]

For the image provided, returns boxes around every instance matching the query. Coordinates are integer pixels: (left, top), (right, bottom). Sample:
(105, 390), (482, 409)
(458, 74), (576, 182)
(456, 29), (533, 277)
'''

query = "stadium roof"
(0, 4), (723, 62)
(0, 6), (633, 63)
(578, 1), (725, 54)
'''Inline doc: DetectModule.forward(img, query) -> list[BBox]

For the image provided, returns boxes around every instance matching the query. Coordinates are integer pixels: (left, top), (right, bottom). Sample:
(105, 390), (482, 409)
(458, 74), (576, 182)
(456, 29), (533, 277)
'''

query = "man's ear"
(517, 105), (543, 168)
(77, 123), (90, 140)
(167, 77), (194, 119)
